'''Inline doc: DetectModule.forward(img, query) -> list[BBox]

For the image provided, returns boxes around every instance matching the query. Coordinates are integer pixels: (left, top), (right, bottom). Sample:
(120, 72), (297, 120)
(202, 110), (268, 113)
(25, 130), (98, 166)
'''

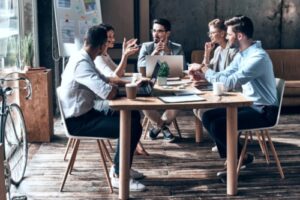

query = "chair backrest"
(274, 78), (285, 127)
(56, 87), (73, 138)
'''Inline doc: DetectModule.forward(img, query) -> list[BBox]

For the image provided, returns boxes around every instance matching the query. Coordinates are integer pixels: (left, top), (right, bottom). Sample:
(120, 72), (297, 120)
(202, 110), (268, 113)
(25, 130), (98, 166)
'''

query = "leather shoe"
(217, 153), (255, 177)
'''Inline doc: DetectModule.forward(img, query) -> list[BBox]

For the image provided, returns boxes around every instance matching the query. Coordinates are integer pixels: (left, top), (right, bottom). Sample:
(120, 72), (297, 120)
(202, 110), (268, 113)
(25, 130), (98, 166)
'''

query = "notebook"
(145, 55), (184, 78)
(118, 62), (160, 97)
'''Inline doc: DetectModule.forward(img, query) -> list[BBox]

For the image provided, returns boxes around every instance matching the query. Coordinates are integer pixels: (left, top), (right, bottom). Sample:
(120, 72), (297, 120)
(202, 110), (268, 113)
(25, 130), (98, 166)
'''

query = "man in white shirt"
(59, 25), (146, 191)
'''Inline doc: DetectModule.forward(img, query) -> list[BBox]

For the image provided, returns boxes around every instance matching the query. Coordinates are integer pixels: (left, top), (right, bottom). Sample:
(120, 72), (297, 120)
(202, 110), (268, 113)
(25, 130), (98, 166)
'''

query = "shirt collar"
(240, 41), (262, 57)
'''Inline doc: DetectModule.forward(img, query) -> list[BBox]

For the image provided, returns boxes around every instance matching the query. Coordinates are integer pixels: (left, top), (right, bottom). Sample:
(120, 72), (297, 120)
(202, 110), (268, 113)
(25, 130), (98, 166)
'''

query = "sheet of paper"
(174, 88), (203, 96)
(158, 94), (205, 103)
(167, 79), (192, 86)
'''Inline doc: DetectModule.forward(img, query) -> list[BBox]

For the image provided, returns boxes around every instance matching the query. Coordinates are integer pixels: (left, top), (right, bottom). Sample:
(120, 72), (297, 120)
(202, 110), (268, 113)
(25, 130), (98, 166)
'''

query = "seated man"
(189, 16), (278, 177)
(194, 18), (238, 152)
(59, 25), (145, 191)
(137, 18), (184, 142)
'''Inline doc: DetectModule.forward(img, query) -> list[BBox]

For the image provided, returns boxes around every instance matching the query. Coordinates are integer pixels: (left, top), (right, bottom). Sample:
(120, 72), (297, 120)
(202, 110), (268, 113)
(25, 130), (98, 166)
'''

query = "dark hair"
(153, 18), (171, 31)
(208, 18), (226, 31)
(84, 25), (107, 48)
(99, 23), (115, 32)
(225, 16), (254, 38)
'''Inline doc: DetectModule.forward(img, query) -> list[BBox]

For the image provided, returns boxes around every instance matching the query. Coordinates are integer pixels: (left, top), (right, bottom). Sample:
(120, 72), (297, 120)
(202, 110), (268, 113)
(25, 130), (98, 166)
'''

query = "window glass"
(0, 0), (20, 69)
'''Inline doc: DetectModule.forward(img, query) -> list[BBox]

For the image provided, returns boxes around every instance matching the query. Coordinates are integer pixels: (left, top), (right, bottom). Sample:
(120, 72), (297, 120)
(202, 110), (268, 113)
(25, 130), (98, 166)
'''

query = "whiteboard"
(53, 0), (102, 57)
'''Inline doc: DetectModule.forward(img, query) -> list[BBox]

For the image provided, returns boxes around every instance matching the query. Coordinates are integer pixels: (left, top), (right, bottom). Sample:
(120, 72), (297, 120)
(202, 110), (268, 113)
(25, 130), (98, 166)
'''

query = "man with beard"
(137, 18), (184, 142)
(189, 16), (278, 177)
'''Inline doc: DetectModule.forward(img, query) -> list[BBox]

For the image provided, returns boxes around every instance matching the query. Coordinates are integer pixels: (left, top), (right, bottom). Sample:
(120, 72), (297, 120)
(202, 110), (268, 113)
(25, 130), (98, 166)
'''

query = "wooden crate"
(19, 69), (53, 142)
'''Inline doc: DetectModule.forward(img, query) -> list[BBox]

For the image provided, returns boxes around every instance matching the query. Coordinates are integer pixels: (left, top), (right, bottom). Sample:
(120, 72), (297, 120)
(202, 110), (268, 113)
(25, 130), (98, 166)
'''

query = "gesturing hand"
(122, 38), (139, 57)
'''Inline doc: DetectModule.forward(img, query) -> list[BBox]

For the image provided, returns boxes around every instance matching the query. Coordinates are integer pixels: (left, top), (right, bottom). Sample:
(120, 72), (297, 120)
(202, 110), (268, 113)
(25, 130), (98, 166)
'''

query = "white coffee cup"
(125, 83), (137, 99)
(213, 82), (225, 96)
(132, 73), (142, 83)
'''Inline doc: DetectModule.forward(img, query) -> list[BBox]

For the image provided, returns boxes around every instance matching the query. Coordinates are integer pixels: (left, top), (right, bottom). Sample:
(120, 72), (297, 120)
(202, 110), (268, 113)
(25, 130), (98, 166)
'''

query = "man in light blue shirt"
(189, 16), (278, 176)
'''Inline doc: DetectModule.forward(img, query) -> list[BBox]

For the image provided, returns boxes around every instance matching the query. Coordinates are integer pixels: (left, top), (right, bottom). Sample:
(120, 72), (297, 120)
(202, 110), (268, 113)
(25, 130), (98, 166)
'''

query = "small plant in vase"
(20, 33), (34, 71)
(157, 61), (169, 86)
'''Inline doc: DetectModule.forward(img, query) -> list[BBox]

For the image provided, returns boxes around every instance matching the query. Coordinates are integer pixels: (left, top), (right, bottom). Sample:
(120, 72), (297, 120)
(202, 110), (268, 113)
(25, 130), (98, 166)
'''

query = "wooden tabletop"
(109, 91), (252, 110)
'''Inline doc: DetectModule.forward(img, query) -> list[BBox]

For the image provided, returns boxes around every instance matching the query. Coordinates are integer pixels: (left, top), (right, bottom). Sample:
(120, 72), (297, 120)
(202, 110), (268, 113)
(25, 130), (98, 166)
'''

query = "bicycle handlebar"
(0, 72), (32, 100)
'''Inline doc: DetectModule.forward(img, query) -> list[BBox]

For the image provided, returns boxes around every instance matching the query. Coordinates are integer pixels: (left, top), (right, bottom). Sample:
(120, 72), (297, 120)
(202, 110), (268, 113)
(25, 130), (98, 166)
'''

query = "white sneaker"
(111, 175), (146, 192)
(211, 145), (218, 152)
(110, 166), (144, 180)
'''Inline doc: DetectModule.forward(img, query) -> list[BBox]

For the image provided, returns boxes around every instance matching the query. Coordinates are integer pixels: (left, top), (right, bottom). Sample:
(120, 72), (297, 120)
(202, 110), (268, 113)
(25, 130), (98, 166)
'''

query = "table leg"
(226, 107), (238, 195)
(195, 116), (203, 143)
(119, 110), (131, 199)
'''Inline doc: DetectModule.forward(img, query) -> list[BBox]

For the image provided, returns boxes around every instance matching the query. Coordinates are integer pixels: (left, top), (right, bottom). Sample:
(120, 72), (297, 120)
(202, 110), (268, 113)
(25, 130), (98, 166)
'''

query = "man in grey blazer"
(137, 18), (184, 142)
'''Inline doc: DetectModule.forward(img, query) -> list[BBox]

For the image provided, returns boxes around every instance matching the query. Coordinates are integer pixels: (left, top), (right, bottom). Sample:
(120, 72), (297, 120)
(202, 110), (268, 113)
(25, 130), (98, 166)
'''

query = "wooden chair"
(237, 78), (285, 179)
(63, 138), (114, 164)
(142, 116), (182, 139)
(57, 87), (113, 193)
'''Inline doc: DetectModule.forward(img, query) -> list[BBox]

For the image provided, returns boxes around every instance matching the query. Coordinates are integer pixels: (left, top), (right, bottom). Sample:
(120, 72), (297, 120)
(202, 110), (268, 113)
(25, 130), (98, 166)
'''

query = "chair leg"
(99, 140), (114, 166)
(60, 139), (80, 192)
(69, 139), (80, 174)
(142, 116), (148, 127)
(249, 131), (253, 143)
(63, 138), (73, 161)
(143, 118), (151, 139)
(106, 140), (114, 152)
(97, 140), (114, 193)
(194, 116), (203, 143)
(256, 131), (267, 156)
(172, 118), (182, 139)
(261, 130), (270, 164)
(237, 132), (249, 176)
(265, 131), (285, 179)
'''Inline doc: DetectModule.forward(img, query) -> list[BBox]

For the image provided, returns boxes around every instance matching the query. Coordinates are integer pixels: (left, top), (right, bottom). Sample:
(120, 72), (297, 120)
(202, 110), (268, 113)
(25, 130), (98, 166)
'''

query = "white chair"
(237, 78), (285, 179)
(56, 87), (113, 193)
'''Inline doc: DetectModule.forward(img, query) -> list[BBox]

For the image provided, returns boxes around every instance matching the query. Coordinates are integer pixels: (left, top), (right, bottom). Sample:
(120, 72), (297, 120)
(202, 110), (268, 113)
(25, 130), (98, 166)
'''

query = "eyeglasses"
(151, 29), (166, 34)
(207, 31), (219, 36)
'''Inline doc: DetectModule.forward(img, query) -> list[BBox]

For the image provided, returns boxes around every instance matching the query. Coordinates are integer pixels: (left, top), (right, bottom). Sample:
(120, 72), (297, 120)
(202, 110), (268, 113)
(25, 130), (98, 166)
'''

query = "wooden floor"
(11, 109), (300, 199)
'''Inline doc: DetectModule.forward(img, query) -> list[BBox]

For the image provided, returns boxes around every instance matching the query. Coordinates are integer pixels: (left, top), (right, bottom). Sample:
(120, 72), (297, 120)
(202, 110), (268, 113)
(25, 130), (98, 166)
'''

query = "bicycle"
(0, 72), (32, 200)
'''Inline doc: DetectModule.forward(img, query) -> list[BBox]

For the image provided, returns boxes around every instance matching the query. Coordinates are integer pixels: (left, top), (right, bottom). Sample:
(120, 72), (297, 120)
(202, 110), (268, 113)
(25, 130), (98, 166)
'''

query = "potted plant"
(20, 33), (34, 70)
(157, 61), (169, 86)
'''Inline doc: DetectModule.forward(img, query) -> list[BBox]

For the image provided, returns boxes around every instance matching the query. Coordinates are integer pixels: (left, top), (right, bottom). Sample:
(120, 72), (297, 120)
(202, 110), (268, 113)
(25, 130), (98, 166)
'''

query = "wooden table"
(109, 91), (252, 199)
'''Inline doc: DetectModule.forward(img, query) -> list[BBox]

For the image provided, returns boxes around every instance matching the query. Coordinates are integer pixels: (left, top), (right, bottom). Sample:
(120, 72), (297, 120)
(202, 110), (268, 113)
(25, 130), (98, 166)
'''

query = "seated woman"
(193, 18), (238, 152)
(94, 23), (149, 156)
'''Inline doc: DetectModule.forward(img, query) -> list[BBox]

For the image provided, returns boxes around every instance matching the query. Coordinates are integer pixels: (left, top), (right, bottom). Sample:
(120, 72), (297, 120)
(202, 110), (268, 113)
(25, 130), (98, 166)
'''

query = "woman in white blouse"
(94, 23), (149, 156)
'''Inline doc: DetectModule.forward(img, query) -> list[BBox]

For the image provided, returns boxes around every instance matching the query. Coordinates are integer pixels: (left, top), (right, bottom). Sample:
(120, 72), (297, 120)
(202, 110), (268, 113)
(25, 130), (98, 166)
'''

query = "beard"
(229, 38), (240, 49)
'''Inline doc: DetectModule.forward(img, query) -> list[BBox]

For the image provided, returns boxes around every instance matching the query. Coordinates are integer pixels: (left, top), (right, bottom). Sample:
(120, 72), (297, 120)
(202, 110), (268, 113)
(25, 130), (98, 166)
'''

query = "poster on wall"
(82, 0), (96, 14)
(53, 0), (102, 57)
(58, 0), (71, 8)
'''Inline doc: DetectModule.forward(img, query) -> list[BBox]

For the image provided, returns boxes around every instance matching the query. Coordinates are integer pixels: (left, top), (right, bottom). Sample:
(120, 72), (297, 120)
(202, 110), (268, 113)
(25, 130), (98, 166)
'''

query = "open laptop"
(145, 55), (184, 78)
(118, 62), (160, 97)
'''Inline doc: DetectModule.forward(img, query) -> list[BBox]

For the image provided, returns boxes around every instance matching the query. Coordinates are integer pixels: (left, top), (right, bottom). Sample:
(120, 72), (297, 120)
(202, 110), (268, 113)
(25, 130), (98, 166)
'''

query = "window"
(0, 0), (20, 69)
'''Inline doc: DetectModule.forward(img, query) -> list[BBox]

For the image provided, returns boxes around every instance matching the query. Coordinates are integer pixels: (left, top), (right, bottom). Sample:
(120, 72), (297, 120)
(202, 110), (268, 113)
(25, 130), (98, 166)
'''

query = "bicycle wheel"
(4, 103), (28, 185)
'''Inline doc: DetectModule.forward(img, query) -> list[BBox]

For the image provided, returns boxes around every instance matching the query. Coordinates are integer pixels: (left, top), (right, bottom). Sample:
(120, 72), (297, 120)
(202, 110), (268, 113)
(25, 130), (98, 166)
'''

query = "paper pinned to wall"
(53, 0), (102, 57)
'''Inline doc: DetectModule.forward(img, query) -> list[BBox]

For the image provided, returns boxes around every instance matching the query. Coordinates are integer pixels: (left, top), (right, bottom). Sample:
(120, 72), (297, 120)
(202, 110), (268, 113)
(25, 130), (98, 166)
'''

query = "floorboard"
(11, 109), (300, 199)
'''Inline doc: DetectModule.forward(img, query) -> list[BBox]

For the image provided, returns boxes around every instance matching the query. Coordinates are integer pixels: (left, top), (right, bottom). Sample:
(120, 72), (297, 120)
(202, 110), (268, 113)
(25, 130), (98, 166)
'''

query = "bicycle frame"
(0, 87), (9, 160)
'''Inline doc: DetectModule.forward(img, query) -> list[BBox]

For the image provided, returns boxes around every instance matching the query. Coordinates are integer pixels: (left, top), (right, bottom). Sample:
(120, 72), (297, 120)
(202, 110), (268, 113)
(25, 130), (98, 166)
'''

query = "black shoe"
(216, 153), (255, 177)
(161, 126), (176, 143)
(148, 127), (161, 140)
(241, 153), (255, 168)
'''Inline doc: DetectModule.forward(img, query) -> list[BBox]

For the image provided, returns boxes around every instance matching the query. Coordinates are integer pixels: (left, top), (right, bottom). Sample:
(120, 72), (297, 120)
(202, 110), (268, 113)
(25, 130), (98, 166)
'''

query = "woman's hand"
(122, 38), (139, 57)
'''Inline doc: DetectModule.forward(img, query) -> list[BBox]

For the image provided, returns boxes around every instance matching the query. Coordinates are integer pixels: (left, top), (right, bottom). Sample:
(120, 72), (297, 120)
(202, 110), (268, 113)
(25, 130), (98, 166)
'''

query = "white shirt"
(60, 49), (112, 118)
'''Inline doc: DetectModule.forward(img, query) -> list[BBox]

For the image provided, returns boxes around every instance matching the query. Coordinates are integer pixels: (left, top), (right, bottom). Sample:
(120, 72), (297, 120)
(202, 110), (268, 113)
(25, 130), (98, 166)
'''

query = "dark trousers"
(66, 109), (142, 175)
(202, 106), (278, 158)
